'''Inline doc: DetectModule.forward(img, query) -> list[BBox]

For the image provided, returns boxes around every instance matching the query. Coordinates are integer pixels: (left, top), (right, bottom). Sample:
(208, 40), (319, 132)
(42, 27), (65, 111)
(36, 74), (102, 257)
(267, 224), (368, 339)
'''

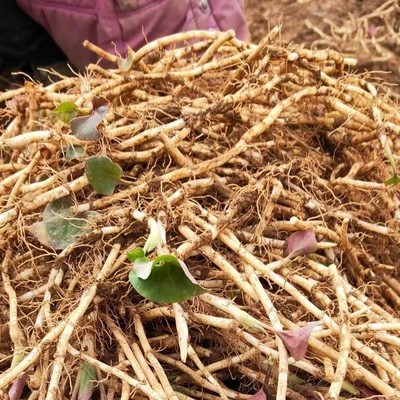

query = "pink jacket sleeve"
(16, 0), (249, 70)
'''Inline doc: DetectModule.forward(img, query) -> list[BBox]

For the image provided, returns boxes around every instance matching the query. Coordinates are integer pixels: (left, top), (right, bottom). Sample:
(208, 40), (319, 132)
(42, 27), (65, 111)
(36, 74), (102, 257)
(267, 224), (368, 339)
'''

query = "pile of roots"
(305, 0), (400, 98)
(248, 0), (400, 98)
(1, 28), (400, 400)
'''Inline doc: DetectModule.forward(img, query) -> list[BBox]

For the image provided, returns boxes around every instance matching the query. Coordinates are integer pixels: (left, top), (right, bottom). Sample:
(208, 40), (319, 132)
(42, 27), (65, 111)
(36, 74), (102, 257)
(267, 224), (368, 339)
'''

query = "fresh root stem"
(67, 345), (163, 400)
(173, 303), (189, 363)
(327, 263), (350, 399)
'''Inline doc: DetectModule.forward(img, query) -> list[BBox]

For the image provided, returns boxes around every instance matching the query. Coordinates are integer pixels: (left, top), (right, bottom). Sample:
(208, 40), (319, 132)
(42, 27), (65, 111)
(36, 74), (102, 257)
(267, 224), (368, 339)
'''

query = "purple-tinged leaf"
(368, 24), (378, 37)
(248, 389), (267, 400)
(8, 374), (28, 400)
(248, 370), (276, 400)
(91, 96), (109, 110)
(283, 230), (317, 258)
(275, 322), (321, 360)
(354, 381), (381, 398)
(70, 111), (104, 140)
(71, 96), (109, 141)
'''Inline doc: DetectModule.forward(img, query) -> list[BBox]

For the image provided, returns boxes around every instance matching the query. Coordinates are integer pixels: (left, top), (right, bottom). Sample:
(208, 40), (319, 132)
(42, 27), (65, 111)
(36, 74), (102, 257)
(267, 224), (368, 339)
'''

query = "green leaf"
(28, 197), (96, 250)
(383, 141), (397, 174)
(71, 97), (109, 141)
(52, 102), (77, 123)
(42, 198), (91, 249)
(66, 145), (85, 161)
(127, 247), (146, 262)
(129, 254), (206, 303)
(383, 139), (400, 185)
(77, 362), (97, 400)
(385, 174), (400, 186)
(85, 156), (123, 195)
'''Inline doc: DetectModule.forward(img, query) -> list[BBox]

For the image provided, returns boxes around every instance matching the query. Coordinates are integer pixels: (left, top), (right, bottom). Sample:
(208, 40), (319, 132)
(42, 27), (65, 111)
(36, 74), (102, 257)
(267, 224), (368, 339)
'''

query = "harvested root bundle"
(1, 28), (400, 400)
(250, 0), (400, 98)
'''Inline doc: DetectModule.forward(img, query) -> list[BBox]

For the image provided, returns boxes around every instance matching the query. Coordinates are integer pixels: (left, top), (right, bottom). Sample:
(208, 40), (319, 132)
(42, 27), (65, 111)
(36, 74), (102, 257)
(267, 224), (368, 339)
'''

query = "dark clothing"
(0, 0), (65, 70)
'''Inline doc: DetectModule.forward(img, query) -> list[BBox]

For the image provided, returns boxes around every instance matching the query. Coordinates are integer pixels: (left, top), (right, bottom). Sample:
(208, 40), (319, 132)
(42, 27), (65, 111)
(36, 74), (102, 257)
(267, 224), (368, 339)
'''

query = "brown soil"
(244, 0), (400, 96)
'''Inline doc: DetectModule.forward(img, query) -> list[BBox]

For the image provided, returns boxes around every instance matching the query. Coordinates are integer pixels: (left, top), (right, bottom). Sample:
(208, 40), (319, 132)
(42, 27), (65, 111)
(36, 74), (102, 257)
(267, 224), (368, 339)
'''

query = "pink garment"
(16, 0), (249, 70)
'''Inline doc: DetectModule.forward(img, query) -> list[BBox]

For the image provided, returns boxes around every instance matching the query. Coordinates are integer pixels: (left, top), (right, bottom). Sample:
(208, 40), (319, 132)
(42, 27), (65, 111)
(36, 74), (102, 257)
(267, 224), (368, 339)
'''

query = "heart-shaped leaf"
(275, 322), (320, 360)
(66, 145), (85, 161)
(248, 388), (276, 400)
(85, 156), (123, 195)
(248, 368), (276, 400)
(283, 230), (317, 258)
(52, 102), (77, 123)
(248, 389), (267, 400)
(77, 362), (97, 400)
(353, 381), (378, 398)
(28, 197), (97, 250)
(129, 254), (206, 303)
(71, 97), (109, 141)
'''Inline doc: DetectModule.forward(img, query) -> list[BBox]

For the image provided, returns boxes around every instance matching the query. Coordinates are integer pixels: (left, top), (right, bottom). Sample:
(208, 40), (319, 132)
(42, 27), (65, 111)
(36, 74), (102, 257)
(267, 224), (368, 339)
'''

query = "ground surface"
(244, 0), (400, 96)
